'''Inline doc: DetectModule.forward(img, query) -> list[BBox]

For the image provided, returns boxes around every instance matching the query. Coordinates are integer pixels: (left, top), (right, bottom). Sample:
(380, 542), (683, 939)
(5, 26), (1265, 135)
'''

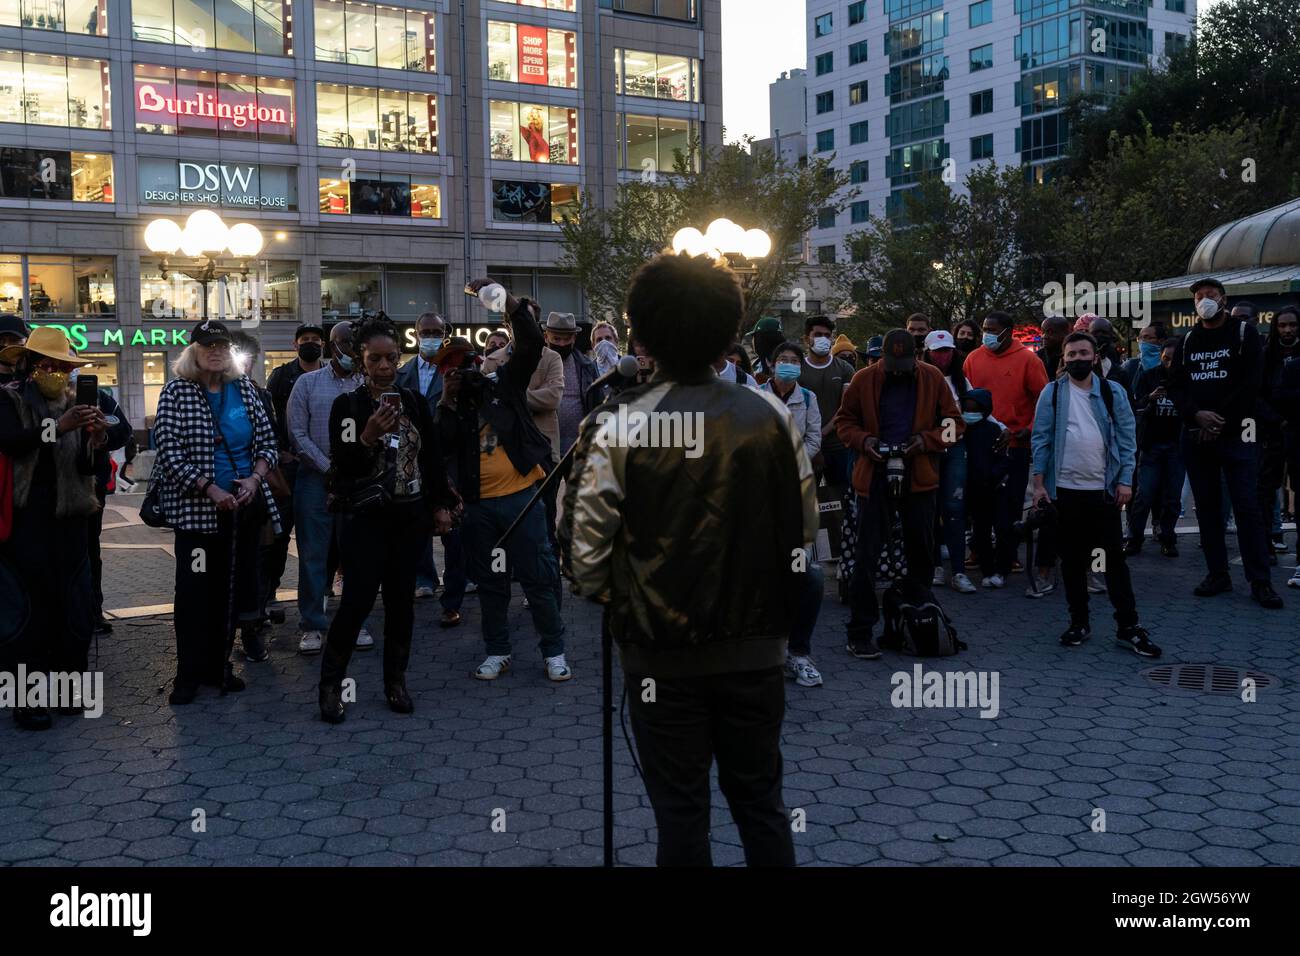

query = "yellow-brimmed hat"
(0, 326), (78, 367)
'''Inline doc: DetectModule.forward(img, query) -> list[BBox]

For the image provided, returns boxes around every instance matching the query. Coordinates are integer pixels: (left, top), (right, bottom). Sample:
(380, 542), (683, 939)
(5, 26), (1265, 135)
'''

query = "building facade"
(804, 0), (1194, 262)
(0, 0), (722, 427)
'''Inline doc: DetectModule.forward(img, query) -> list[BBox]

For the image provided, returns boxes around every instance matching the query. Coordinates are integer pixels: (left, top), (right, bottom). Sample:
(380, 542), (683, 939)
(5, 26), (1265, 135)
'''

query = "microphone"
(585, 355), (641, 401)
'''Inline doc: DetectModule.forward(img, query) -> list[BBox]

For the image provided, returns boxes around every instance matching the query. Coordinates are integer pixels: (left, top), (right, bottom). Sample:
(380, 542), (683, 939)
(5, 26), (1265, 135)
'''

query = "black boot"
(1193, 572), (1232, 596)
(168, 681), (199, 706)
(319, 685), (346, 724)
(14, 707), (53, 731)
(385, 680), (414, 714)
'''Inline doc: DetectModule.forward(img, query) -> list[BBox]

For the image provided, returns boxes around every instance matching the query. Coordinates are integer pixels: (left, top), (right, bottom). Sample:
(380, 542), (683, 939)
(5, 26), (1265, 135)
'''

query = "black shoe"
(241, 628), (269, 663)
(1117, 624), (1162, 658)
(439, 609), (462, 629)
(14, 707), (53, 731)
(1194, 572), (1232, 597)
(168, 681), (199, 706)
(385, 681), (414, 714)
(319, 685), (346, 724)
(203, 665), (246, 693)
(1123, 540), (1142, 557)
(845, 637), (882, 660)
(1159, 541), (1179, 558)
(1251, 581), (1283, 609)
(93, 619), (113, 636)
(1059, 622), (1091, 647)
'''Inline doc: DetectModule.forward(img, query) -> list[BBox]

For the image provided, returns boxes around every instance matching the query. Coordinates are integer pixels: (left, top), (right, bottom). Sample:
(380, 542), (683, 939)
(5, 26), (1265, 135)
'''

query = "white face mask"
(811, 337), (832, 355)
(1195, 297), (1220, 320)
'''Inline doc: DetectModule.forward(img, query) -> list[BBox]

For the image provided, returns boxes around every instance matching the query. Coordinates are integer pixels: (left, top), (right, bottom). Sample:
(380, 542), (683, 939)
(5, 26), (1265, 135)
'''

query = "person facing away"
(561, 251), (818, 868)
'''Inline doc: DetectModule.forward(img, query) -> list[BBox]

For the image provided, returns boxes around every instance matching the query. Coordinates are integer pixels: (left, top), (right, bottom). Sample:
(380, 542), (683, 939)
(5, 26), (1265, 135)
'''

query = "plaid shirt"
(153, 375), (281, 534)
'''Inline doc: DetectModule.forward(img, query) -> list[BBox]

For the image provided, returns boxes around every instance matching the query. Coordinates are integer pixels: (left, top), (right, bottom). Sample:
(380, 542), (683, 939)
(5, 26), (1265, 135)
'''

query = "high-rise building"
(805, 0), (1195, 262)
(753, 68), (808, 167)
(0, 0), (721, 426)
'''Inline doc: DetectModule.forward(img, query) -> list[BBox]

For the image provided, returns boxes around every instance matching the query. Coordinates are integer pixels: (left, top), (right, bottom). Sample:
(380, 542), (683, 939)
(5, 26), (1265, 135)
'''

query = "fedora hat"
(0, 325), (79, 367)
(545, 312), (577, 332)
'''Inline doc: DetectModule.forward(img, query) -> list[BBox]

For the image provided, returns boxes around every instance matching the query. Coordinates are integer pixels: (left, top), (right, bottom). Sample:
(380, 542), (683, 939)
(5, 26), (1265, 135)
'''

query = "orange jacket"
(834, 362), (963, 496)
(962, 340), (1049, 447)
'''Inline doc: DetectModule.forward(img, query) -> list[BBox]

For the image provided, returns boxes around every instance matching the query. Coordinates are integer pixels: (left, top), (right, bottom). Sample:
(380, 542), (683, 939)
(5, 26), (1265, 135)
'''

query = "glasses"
(199, 341), (232, 352)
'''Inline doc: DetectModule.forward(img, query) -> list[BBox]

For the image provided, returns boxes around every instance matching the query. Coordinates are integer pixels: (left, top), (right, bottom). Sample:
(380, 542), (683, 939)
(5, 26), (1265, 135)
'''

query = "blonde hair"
(592, 320), (619, 342)
(172, 343), (241, 384)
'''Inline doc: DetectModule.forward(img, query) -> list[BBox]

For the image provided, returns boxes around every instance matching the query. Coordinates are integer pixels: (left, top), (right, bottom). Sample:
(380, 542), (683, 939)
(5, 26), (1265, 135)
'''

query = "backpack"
(881, 581), (966, 656)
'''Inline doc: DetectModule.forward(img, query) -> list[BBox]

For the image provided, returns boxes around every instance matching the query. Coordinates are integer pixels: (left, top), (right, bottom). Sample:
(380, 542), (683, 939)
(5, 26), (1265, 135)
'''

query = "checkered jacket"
(153, 375), (281, 534)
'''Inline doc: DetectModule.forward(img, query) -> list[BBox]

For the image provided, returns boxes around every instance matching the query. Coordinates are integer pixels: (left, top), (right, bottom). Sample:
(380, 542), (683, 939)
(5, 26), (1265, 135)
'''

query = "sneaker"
(1288, 567), (1300, 588)
(414, 586), (436, 599)
(298, 630), (323, 654)
(785, 654), (824, 687)
(1194, 572), (1232, 597)
(356, 627), (374, 650)
(1011, 560), (1024, 573)
(1160, 540), (1179, 558)
(845, 637), (882, 660)
(1025, 572), (1055, 599)
(1086, 573), (1106, 594)
(475, 654), (512, 680)
(1251, 581), (1283, 609)
(1226, 520), (1237, 534)
(932, 567), (946, 587)
(464, 580), (479, 595)
(241, 627), (269, 663)
(544, 654), (573, 682)
(1116, 624), (1162, 658)
(523, 596), (531, 610)
(1271, 533), (1288, 553)
(982, 574), (1005, 589)
(1059, 622), (1091, 647)
(950, 573), (977, 594)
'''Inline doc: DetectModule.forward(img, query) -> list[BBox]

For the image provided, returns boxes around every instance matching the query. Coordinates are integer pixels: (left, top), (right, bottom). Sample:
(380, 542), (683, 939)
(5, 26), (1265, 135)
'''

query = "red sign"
(135, 82), (291, 132)
(518, 25), (548, 85)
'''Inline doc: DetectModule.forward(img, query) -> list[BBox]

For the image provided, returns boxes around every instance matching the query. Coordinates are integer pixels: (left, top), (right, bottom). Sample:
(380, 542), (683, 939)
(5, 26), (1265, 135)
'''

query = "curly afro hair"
(626, 251), (743, 379)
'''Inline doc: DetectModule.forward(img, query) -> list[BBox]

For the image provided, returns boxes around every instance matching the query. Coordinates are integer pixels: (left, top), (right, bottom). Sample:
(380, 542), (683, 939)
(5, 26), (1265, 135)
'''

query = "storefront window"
(0, 0), (107, 34)
(263, 350), (295, 383)
(488, 101), (578, 164)
(319, 175), (440, 219)
(315, 83), (437, 152)
(24, 255), (115, 319)
(78, 354), (119, 390)
(615, 48), (701, 101)
(486, 21), (577, 88)
(139, 158), (296, 211)
(139, 258), (297, 323)
(143, 352), (166, 420)
(0, 256), (22, 314)
(0, 50), (111, 129)
(132, 0), (290, 55)
(320, 265), (382, 319)
(135, 65), (295, 144)
(320, 263), (444, 323)
(491, 179), (579, 225)
(0, 148), (114, 203)
(486, 267), (580, 319)
(495, 0), (576, 10)
(620, 114), (699, 172)
(314, 0), (436, 71)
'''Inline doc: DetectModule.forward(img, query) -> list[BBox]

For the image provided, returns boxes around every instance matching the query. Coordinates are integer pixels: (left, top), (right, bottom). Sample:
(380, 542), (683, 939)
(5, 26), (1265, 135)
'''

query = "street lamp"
(672, 219), (772, 263)
(144, 211), (264, 320)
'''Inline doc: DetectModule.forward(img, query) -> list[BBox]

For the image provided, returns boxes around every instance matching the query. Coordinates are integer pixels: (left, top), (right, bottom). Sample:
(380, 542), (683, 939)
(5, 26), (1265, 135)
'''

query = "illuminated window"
(133, 0), (290, 55)
(488, 21), (578, 88)
(314, 0), (436, 71)
(489, 100), (578, 164)
(618, 114), (699, 173)
(0, 50), (111, 129)
(135, 65), (295, 144)
(491, 180), (579, 225)
(23, 255), (115, 319)
(614, 48), (699, 101)
(1, 0), (107, 35)
(0, 148), (114, 202)
(318, 175), (440, 219)
(315, 83), (437, 152)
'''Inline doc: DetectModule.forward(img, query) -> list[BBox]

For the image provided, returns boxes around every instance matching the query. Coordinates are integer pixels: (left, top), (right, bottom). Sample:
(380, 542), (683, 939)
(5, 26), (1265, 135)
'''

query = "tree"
(558, 136), (854, 331)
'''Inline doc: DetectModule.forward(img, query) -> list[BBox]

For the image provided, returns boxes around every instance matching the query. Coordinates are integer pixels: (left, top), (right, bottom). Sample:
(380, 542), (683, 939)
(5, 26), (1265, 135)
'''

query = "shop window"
(134, 65), (295, 144)
(495, 0), (575, 10)
(318, 175), (440, 219)
(316, 83), (437, 153)
(491, 180), (580, 225)
(0, 50), (111, 129)
(263, 350), (296, 383)
(78, 353), (119, 388)
(19, 255), (114, 319)
(133, 0), (290, 55)
(0, 148), (114, 203)
(319, 263), (444, 323)
(0, 255), (22, 315)
(489, 101), (578, 164)
(313, 0), (436, 71)
(618, 114), (698, 172)
(614, 48), (698, 101)
(488, 21), (578, 88)
(139, 259), (297, 323)
(143, 352), (167, 421)
(1, 0), (107, 34)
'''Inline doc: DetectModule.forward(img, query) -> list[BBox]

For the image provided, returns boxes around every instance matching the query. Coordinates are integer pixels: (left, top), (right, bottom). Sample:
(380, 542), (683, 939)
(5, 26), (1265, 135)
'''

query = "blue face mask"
(962, 411), (984, 425)
(774, 362), (801, 382)
(337, 353), (355, 373)
(1139, 341), (1162, 370)
(419, 336), (444, 359)
(982, 332), (1002, 349)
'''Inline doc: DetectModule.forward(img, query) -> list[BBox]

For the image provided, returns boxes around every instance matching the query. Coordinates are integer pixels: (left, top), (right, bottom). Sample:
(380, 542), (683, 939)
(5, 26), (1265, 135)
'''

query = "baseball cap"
(881, 329), (916, 373)
(190, 319), (232, 346)
(866, 335), (884, 358)
(924, 329), (955, 351)
(1189, 277), (1226, 296)
(294, 323), (326, 341)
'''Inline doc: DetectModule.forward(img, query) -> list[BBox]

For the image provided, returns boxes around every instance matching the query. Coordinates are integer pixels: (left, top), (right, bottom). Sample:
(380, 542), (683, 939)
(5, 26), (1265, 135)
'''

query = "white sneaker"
(523, 596), (531, 610)
(414, 586), (435, 599)
(475, 655), (512, 680)
(785, 654), (823, 687)
(951, 573), (976, 594)
(982, 574), (1005, 589)
(1288, 567), (1300, 588)
(932, 567), (946, 586)
(544, 654), (572, 682)
(356, 627), (374, 650)
(464, 581), (479, 595)
(1025, 573), (1055, 599)
(298, 630), (322, 654)
(1087, 572), (1106, 594)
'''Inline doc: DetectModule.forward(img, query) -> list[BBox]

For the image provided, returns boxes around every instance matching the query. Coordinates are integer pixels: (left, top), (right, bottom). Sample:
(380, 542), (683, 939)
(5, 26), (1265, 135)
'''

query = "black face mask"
(912, 335), (928, 353)
(298, 342), (323, 363)
(1094, 336), (1114, 354)
(552, 343), (573, 360)
(956, 337), (977, 354)
(1065, 359), (1093, 381)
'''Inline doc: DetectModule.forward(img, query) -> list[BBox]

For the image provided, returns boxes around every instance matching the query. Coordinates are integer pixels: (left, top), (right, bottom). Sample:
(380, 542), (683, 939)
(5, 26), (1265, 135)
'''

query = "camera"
(1014, 499), (1057, 536)
(877, 442), (908, 497)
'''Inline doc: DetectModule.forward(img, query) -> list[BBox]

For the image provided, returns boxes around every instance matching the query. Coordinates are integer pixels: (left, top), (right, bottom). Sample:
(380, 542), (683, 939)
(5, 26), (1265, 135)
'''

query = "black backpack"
(881, 581), (966, 657)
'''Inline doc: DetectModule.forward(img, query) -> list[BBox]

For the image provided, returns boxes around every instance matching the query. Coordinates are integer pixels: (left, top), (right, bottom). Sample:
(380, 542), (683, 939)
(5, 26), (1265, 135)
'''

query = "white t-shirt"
(1056, 379), (1106, 491)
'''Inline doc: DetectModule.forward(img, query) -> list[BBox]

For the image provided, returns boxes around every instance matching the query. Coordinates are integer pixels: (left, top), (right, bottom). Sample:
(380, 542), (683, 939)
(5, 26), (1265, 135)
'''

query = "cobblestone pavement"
(1, 496), (1297, 867)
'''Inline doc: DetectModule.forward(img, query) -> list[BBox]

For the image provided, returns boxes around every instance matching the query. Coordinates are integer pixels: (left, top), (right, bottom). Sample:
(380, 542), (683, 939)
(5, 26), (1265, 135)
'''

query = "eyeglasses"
(199, 341), (232, 352)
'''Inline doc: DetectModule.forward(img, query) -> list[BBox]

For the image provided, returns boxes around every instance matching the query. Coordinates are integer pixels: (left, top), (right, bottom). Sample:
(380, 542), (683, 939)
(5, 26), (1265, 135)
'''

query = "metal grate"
(1142, 663), (1280, 695)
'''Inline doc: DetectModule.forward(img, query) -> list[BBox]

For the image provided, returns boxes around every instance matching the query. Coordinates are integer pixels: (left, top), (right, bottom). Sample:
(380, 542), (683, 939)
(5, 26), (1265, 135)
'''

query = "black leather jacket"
(560, 372), (819, 678)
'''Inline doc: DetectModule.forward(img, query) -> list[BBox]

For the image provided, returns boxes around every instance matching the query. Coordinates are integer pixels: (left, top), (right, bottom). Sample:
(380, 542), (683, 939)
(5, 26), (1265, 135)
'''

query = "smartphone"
(381, 392), (402, 412)
(75, 373), (98, 407)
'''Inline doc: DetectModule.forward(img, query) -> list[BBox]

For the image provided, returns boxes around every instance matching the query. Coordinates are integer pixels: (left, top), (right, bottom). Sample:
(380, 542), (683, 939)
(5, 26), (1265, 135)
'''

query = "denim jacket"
(1031, 374), (1137, 497)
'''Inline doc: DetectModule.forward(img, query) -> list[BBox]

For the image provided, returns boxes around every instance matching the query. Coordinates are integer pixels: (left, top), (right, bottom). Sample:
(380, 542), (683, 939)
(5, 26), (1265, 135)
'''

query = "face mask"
(336, 353), (355, 373)
(810, 337), (832, 355)
(1065, 359), (1093, 381)
(552, 343), (573, 360)
(929, 350), (953, 372)
(419, 336), (443, 359)
(1094, 335), (1114, 353)
(775, 362), (801, 382)
(33, 368), (69, 399)
(982, 332), (1002, 350)
(1279, 332), (1298, 348)
(1139, 341), (1163, 370)
(1195, 297), (1220, 320)
(961, 411), (984, 425)
(298, 342), (322, 363)
(956, 337), (977, 354)
(912, 335), (928, 353)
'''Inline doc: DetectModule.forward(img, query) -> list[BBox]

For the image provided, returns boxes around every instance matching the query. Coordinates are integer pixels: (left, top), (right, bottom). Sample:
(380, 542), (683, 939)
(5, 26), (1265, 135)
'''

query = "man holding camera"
(1030, 332), (1160, 656)
(437, 281), (568, 682)
(836, 330), (962, 660)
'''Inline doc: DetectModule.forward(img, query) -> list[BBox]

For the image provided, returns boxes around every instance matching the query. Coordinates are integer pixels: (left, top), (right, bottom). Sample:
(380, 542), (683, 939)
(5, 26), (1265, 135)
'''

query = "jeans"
(1182, 432), (1271, 584)
(461, 486), (565, 658)
(321, 501), (427, 689)
(1055, 488), (1138, 629)
(1129, 442), (1186, 546)
(415, 534), (441, 591)
(789, 557), (823, 657)
(847, 471), (937, 642)
(626, 666), (795, 867)
(173, 509), (260, 687)
(294, 469), (334, 632)
(933, 441), (967, 576)
(993, 447), (1032, 576)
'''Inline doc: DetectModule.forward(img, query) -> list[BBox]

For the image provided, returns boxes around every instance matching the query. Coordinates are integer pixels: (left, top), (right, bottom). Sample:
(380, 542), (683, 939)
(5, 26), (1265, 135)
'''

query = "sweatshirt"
(1167, 318), (1262, 433)
(962, 340), (1049, 448)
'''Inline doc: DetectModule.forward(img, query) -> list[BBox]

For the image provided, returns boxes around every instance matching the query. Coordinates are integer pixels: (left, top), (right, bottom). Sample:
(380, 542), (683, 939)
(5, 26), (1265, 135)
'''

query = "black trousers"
(847, 471), (937, 641)
(1055, 488), (1138, 630)
(258, 462), (296, 616)
(87, 488), (106, 621)
(626, 665), (795, 867)
(173, 508), (261, 687)
(993, 447), (1032, 575)
(321, 501), (428, 690)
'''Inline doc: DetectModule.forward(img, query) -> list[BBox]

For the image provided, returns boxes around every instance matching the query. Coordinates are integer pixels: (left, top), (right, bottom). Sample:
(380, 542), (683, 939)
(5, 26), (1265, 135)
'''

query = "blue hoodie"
(962, 387), (1010, 489)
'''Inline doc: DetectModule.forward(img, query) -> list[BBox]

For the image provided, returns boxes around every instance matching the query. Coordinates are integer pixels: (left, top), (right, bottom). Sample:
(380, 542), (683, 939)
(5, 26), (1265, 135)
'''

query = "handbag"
(140, 479), (171, 528)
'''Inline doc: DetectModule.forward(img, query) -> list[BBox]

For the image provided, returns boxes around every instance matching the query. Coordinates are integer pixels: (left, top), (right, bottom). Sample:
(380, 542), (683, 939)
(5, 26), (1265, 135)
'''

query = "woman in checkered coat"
(153, 320), (280, 705)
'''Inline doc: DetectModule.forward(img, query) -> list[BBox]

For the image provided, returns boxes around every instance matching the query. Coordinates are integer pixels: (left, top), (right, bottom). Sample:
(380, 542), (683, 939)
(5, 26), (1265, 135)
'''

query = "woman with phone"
(319, 314), (460, 723)
(153, 320), (281, 705)
(0, 327), (106, 730)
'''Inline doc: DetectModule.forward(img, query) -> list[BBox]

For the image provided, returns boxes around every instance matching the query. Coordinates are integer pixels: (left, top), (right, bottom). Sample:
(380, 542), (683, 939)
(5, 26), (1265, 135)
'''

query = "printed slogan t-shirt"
(1172, 318), (1262, 431)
